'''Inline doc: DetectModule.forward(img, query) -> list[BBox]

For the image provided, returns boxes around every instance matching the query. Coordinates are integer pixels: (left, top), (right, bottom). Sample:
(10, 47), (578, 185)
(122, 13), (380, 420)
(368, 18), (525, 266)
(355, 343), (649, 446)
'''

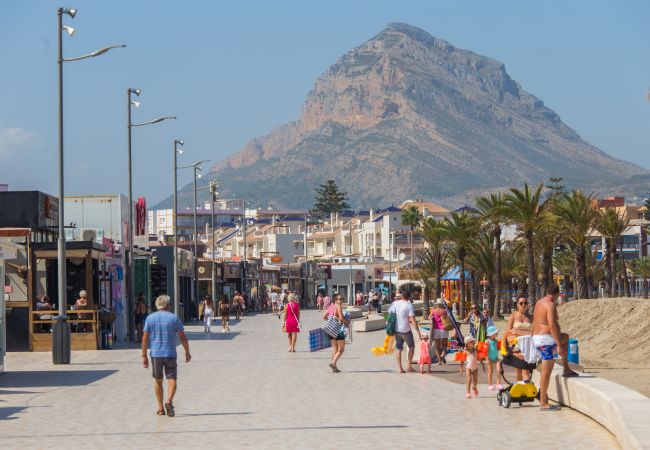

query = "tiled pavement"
(0, 311), (619, 449)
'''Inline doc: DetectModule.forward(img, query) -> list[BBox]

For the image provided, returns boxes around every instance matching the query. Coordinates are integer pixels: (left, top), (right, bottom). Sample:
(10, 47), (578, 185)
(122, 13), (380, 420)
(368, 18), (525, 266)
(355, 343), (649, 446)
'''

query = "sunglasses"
(518, 302), (528, 306)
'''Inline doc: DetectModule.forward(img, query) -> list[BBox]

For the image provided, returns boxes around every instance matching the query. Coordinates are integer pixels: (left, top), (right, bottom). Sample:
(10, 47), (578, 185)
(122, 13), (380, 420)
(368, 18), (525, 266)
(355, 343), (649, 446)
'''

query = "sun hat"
(487, 325), (499, 337)
(465, 336), (476, 345)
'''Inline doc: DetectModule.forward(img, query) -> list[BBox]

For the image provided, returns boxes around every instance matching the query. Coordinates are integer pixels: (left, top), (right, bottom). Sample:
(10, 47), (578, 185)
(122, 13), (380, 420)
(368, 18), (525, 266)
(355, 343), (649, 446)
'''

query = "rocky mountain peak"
(175, 23), (647, 211)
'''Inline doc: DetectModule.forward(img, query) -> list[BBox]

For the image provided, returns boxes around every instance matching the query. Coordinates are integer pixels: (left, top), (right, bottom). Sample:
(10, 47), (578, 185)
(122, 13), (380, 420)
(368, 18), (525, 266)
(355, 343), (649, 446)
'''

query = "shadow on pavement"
(0, 406), (29, 420)
(176, 412), (254, 417)
(184, 331), (241, 341)
(0, 389), (39, 395)
(0, 370), (117, 388)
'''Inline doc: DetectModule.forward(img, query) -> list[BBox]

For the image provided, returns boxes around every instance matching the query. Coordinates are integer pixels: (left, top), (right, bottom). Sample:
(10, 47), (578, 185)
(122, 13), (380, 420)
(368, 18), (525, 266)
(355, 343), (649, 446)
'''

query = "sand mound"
(559, 298), (650, 369)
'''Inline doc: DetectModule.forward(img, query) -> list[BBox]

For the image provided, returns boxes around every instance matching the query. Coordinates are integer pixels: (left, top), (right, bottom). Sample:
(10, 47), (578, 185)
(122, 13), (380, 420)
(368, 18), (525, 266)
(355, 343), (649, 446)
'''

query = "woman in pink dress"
(283, 293), (301, 352)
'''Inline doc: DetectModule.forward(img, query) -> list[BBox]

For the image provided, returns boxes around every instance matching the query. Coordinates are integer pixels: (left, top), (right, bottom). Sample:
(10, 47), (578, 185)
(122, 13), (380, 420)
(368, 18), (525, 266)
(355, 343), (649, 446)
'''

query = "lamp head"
(197, 173), (203, 179)
(130, 100), (140, 108)
(62, 8), (77, 18)
(62, 25), (75, 36)
(129, 88), (141, 96)
(175, 139), (184, 145)
(177, 149), (184, 155)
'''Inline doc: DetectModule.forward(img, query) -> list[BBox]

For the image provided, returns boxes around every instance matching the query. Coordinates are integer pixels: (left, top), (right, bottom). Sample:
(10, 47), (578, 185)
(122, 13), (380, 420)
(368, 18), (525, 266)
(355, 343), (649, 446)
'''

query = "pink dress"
(418, 340), (431, 365)
(284, 302), (300, 333)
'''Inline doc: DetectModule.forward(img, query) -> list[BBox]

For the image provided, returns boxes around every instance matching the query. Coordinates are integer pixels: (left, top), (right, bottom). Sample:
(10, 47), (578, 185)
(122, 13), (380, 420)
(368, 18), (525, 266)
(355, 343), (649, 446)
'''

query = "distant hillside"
(160, 22), (647, 210)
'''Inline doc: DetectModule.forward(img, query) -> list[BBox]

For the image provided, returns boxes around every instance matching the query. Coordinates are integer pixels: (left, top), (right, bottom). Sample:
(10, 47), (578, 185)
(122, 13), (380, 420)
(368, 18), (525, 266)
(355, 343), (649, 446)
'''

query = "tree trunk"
(610, 245), (617, 297)
(644, 278), (649, 299)
(526, 233), (537, 308)
(603, 240), (612, 297)
(408, 226), (415, 272)
(435, 252), (442, 299)
(471, 271), (481, 308)
(575, 245), (589, 299)
(493, 228), (502, 317)
(541, 246), (553, 295)
(621, 257), (631, 298)
(504, 278), (513, 314)
(423, 281), (431, 318)
(459, 253), (466, 317)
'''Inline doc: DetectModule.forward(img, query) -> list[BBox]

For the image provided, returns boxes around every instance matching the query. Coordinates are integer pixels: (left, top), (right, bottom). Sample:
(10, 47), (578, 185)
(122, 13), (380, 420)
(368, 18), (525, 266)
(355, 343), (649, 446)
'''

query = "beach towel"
(308, 328), (332, 352)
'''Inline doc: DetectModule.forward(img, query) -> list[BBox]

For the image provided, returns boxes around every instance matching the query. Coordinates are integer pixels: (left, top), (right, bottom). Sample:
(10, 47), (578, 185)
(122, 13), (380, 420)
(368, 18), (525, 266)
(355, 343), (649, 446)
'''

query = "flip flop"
(164, 402), (175, 417)
(156, 410), (165, 416)
(329, 363), (337, 373)
(540, 405), (561, 411)
(562, 371), (579, 378)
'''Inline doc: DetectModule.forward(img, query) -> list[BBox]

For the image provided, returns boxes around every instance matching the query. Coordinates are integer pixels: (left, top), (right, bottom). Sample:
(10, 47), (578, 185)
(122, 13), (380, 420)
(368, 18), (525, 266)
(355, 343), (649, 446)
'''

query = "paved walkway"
(1, 311), (618, 449)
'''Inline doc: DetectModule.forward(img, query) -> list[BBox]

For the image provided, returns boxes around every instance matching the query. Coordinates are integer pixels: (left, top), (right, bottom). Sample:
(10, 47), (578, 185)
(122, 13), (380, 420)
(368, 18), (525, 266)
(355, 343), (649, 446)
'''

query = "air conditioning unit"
(80, 228), (104, 243)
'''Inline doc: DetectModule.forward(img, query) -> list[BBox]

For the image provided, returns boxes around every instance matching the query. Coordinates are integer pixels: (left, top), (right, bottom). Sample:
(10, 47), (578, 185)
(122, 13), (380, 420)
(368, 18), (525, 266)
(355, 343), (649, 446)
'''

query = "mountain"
(166, 22), (648, 210)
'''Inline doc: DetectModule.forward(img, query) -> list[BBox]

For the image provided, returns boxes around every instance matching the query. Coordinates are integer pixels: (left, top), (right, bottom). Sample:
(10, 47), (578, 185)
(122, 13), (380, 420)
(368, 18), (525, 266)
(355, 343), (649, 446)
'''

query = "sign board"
(270, 255), (283, 263)
(0, 248), (17, 259)
(374, 268), (383, 279)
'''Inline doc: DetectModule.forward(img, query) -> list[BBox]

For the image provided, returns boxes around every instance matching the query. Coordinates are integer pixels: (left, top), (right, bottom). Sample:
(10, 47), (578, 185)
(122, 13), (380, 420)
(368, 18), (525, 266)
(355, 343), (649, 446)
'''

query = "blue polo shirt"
(144, 311), (184, 358)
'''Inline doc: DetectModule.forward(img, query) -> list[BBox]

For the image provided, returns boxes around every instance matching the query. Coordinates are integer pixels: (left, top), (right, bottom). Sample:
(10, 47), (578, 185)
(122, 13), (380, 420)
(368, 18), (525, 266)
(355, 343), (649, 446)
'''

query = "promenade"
(1, 311), (618, 449)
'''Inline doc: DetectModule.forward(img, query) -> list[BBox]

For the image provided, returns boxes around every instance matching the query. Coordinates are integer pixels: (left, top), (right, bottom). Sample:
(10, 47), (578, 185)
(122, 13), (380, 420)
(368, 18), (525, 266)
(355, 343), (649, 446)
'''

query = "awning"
(442, 266), (472, 281)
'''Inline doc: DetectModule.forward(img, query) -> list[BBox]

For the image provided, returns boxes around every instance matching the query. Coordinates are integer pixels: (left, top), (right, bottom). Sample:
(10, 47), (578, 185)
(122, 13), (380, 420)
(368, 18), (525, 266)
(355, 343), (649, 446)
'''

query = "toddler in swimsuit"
(464, 336), (485, 399)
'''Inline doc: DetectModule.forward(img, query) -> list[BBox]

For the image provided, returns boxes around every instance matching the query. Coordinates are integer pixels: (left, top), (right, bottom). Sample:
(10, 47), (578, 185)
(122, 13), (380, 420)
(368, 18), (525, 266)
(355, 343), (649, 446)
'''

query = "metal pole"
(54, 8), (71, 364)
(241, 211), (247, 295)
(304, 215), (308, 307)
(389, 232), (393, 301)
(193, 167), (198, 315)
(127, 89), (135, 341)
(210, 181), (216, 301)
(348, 221), (353, 304)
(173, 140), (179, 316)
(56, 9), (67, 319)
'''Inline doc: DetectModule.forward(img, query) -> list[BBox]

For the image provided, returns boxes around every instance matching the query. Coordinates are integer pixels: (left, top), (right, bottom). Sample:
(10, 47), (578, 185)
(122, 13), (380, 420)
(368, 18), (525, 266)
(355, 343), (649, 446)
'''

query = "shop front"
(222, 261), (241, 300)
(30, 241), (107, 351)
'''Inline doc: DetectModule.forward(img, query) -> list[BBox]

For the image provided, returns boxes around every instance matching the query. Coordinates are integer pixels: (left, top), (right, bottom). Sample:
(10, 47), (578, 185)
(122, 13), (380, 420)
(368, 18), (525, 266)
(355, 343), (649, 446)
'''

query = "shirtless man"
(532, 284), (579, 411)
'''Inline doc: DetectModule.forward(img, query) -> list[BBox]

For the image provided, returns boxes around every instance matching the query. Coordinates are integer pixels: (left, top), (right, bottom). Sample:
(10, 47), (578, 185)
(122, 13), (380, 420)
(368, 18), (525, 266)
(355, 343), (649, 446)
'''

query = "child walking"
(418, 334), (432, 374)
(486, 325), (503, 391)
(464, 336), (485, 398)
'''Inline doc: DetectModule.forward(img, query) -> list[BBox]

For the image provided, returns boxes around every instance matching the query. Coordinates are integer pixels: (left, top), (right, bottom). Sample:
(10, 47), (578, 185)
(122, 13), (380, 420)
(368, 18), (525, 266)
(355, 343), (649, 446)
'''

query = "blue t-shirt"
(144, 311), (184, 358)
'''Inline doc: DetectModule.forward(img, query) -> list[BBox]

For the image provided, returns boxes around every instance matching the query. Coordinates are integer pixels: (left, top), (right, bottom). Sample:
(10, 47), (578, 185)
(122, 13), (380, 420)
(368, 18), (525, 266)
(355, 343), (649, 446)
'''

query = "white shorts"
(432, 329), (448, 339)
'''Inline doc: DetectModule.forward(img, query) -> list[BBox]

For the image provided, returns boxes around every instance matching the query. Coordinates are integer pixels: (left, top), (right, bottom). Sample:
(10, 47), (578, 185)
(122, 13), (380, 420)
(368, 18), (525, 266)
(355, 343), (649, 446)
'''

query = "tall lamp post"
(54, 6), (124, 364)
(178, 160), (210, 317)
(197, 179), (220, 301)
(172, 139), (184, 316)
(126, 88), (175, 340)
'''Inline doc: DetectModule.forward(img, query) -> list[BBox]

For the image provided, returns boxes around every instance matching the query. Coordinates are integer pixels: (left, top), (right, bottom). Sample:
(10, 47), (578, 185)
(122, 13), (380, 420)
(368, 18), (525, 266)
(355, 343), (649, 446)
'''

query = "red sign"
(135, 197), (147, 236)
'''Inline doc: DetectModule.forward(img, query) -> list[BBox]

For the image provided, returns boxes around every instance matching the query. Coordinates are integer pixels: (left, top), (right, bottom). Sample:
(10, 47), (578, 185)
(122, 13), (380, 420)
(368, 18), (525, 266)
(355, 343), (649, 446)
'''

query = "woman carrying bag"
(430, 300), (452, 365)
(321, 294), (349, 373)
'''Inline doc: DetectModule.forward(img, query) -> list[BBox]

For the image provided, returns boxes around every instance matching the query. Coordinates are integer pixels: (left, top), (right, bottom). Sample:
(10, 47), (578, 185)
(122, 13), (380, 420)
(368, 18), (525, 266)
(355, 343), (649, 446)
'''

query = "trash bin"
(568, 338), (579, 364)
(52, 316), (71, 364)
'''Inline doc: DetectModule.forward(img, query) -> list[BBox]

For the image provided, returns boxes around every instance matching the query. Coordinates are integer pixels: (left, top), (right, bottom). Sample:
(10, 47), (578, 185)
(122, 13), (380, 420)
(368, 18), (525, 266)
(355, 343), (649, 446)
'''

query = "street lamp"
(54, 6), (124, 365)
(173, 139), (183, 317)
(126, 88), (175, 340)
(197, 179), (220, 302)
(178, 159), (210, 316)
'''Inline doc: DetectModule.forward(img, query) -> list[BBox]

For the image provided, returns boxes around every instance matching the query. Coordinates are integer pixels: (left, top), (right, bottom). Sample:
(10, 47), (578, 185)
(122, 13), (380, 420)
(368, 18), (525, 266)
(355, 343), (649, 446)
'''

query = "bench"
(345, 307), (363, 319)
(353, 316), (386, 332)
(532, 366), (650, 449)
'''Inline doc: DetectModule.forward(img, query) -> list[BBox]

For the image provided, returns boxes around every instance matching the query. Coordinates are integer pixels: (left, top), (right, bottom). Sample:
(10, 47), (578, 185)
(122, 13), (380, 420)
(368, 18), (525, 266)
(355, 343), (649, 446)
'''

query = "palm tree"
(630, 257), (650, 299)
(417, 250), (437, 318)
(401, 206), (423, 272)
(553, 248), (575, 295)
(475, 193), (506, 316)
(554, 190), (600, 299)
(419, 217), (448, 300)
(500, 245), (525, 313)
(440, 211), (478, 316)
(465, 232), (496, 308)
(536, 216), (560, 297)
(597, 207), (630, 297)
(502, 183), (550, 305)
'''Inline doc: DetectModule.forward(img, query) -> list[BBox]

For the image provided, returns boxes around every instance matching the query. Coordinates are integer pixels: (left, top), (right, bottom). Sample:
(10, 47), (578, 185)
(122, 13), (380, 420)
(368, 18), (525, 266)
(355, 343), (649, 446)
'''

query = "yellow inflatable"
(371, 335), (395, 356)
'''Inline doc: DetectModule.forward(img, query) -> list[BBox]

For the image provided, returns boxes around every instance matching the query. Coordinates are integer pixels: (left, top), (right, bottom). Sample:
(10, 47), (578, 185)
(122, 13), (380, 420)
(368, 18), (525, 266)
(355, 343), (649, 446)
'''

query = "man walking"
(532, 285), (578, 411)
(388, 290), (421, 373)
(142, 295), (191, 417)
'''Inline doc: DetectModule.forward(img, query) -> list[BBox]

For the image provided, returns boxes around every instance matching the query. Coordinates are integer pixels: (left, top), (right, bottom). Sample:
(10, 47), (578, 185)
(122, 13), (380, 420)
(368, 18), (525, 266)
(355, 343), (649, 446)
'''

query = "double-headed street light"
(178, 160), (210, 316)
(127, 88), (175, 340)
(173, 139), (184, 317)
(54, 6), (124, 364)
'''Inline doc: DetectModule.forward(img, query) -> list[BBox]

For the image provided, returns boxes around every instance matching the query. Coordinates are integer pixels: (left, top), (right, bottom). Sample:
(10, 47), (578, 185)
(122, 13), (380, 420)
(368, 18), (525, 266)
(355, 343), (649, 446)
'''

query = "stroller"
(496, 336), (539, 408)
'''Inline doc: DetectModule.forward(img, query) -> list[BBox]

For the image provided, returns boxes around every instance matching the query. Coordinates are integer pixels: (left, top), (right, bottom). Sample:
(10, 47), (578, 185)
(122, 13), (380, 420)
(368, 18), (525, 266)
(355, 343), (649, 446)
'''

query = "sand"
(558, 297), (650, 398)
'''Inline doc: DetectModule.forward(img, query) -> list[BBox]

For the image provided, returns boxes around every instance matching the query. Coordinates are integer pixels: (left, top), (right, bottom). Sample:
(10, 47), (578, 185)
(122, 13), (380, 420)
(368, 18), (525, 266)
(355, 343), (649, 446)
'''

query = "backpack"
(385, 312), (397, 336)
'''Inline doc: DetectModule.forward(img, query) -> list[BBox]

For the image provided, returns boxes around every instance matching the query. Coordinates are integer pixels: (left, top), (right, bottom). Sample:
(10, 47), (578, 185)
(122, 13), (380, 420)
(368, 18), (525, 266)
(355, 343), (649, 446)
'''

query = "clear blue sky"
(1, 0), (649, 205)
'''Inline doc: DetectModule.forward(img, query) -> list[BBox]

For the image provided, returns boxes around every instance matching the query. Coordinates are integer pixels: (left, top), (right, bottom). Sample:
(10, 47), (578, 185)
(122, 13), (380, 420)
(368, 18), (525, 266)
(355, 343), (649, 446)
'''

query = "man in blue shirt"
(142, 295), (191, 417)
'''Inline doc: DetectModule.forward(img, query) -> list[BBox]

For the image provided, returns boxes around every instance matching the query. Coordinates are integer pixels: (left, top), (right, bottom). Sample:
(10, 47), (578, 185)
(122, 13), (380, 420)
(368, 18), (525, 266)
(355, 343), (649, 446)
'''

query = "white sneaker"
(488, 385), (494, 391)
